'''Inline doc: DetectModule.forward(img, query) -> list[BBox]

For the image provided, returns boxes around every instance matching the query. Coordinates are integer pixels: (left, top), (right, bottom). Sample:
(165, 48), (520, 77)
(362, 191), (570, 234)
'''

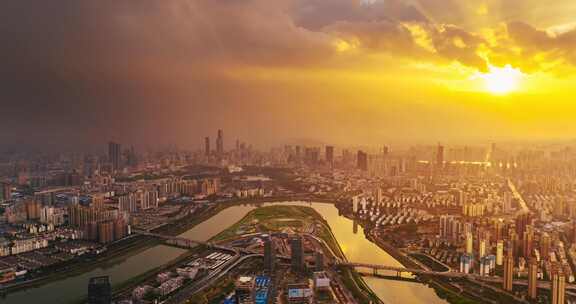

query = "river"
(2, 201), (447, 304)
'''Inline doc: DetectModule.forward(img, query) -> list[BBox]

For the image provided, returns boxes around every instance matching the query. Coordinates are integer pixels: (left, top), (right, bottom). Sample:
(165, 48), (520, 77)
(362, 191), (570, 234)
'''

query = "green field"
(212, 205), (319, 241)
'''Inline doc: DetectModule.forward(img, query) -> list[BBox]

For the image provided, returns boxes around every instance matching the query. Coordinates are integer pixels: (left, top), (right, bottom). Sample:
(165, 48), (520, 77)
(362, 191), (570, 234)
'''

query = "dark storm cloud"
(504, 21), (576, 69)
(291, 0), (427, 30)
(325, 20), (418, 53)
(0, 0), (336, 149)
(430, 25), (488, 72)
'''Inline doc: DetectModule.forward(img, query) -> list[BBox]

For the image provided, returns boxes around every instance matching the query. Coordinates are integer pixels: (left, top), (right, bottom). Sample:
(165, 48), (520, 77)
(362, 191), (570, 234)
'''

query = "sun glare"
(478, 65), (524, 95)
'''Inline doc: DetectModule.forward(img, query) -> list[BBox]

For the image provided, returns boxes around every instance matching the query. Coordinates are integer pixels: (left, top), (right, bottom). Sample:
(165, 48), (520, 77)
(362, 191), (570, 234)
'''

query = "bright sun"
(478, 64), (524, 95)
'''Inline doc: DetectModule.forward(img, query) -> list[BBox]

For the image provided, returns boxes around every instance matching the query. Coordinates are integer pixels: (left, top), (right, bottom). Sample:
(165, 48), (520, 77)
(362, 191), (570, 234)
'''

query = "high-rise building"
(304, 147), (320, 166)
(216, 129), (224, 155)
(264, 236), (275, 272)
(126, 146), (138, 167)
(436, 143), (444, 168)
(88, 276), (112, 304)
(510, 231), (519, 260)
(290, 235), (305, 273)
(91, 193), (105, 210)
(466, 232), (473, 255)
(140, 190), (159, 210)
(528, 258), (538, 299)
(204, 137), (210, 157)
(113, 218), (127, 240)
(97, 221), (115, 244)
(25, 200), (41, 220)
(541, 233), (551, 261)
(496, 240), (504, 266)
(325, 146), (334, 167)
(479, 239), (486, 258)
(315, 252), (324, 271)
(523, 227), (534, 258)
(383, 145), (389, 156)
(515, 212), (531, 237)
(118, 193), (137, 213)
(357, 151), (368, 171)
(494, 218), (504, 241)
(0, 182), (11, 202)
(503, 250), (514, 291)
(551, 267), (566, 304)
(459, 253), (472, 273)
(108, 142), (121, 171)
(375, 187), (383, 205)
(68, 205), (120, 228)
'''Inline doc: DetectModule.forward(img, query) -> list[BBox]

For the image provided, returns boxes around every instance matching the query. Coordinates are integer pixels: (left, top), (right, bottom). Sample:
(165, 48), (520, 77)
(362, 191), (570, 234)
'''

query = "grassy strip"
(211, 205), (318, 242)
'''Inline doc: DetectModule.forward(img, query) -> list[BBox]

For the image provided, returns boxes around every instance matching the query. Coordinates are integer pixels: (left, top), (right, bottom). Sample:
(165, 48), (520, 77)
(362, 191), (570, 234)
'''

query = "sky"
(2, 0), (576, 150)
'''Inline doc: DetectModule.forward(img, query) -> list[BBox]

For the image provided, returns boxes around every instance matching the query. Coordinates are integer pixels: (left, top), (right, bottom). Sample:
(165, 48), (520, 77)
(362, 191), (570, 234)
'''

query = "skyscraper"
(515, 212), (531, 237)
(325, 146), (334, 167)
(88, 276), (112, 304)
(436, 143), (444, 168)
(479, 238), (486, 258)
(290, 235), (304, 273)
(494, 218), (504, 241)
(204, 137), (210, 157)
(466, 232), (473, 255)
(551, 267), (566, 304)
(523, 227), (533, 258)
(264, 236), (275, 272)
(315, 252), (324, 271)
(383, 145), (389, 156)
(541, 232), (551, 261)
(126, 146), (138, 167)
(496, 240), (504, 266)
(0, 182), (11, 202)
(357, 150), (368, 171)
(216, 129), (224, 155)
(503, 250), (514, 291)
(108, 141), (121, 171)
(528, 258), (538, 299)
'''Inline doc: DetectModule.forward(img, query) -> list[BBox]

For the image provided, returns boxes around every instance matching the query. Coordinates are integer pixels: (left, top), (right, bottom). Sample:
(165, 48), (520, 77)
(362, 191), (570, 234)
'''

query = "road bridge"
(132, 230), (240, 254)
(340, 262), (576, 291)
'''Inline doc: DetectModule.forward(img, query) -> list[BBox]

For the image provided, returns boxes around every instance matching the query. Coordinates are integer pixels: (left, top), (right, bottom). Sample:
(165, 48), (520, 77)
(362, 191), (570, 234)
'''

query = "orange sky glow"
(2, 0), (576, 148)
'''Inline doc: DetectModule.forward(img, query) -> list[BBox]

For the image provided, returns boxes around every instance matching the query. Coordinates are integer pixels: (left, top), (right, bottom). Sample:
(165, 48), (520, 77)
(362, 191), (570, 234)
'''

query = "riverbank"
(203, 204), (383, 304)
(104, 246), (205, 304)
(0, 198), (284, 295)
(2, 197), (446, 304)
(0, 234), (161, 294)
(363, 225), (518, 304)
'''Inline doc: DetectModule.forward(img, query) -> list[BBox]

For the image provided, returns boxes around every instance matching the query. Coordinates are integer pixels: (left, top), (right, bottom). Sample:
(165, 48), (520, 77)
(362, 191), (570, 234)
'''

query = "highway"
(163, 254), (262, 304)
(507, 179), (530, 214)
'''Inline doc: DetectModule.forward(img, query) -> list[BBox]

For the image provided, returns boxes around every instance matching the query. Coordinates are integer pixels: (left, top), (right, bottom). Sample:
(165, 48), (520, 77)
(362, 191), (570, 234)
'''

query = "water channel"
(3, 201), (447, 304)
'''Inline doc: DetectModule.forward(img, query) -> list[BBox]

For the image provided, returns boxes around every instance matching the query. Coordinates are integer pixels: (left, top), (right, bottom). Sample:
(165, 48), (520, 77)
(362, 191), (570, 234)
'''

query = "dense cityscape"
(1, 131), (576, 304)
(4, 0), (576, 303)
